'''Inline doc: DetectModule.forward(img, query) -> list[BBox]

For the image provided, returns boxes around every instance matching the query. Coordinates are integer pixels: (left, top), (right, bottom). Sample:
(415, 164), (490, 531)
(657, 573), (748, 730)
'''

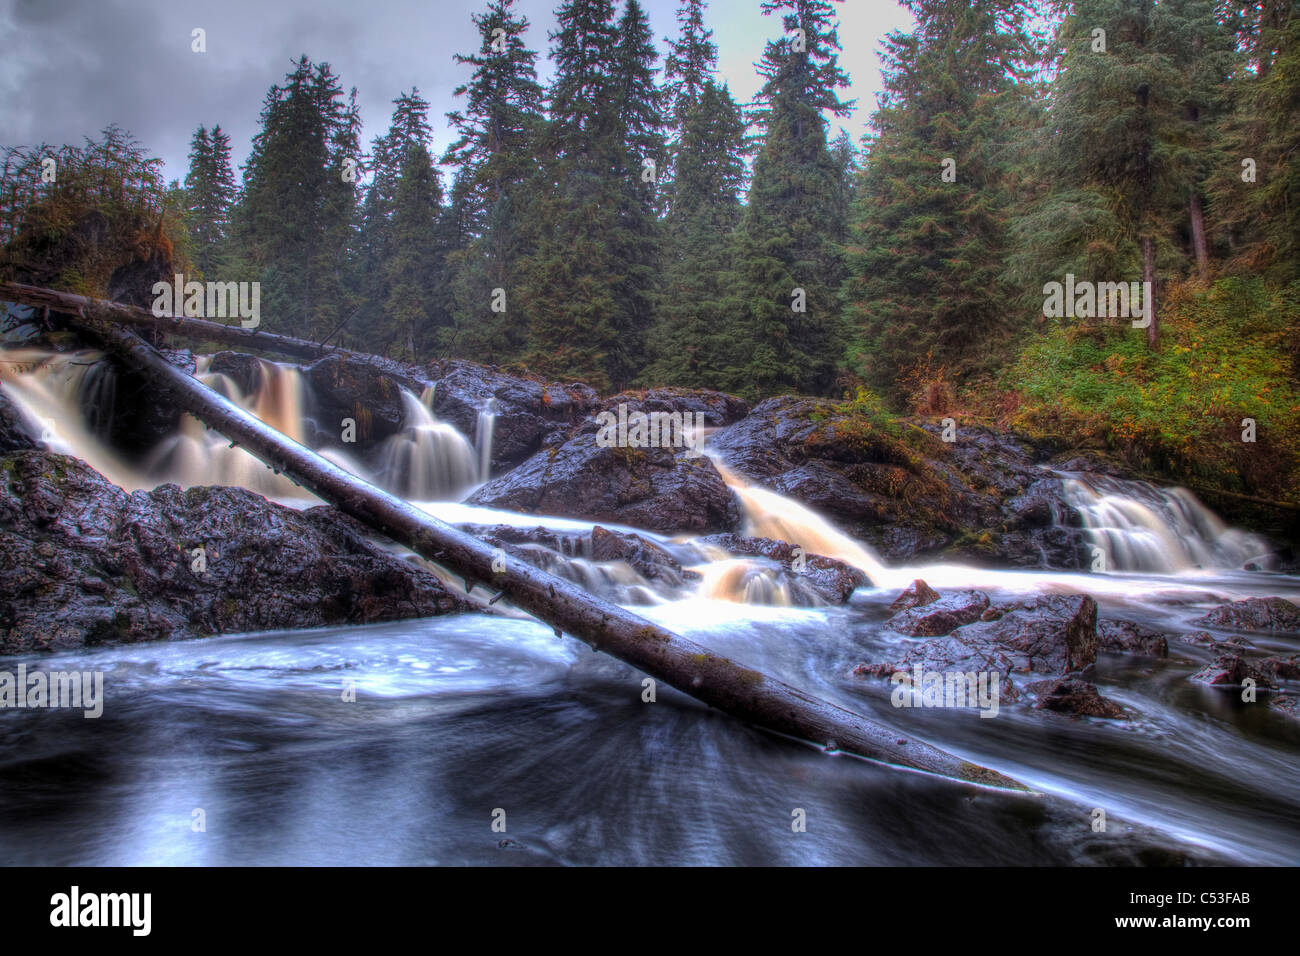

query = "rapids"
(1, 347), (1297, 865)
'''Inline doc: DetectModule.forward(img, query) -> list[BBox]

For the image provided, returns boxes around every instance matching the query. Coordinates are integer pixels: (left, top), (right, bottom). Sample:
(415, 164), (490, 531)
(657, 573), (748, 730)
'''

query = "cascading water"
(143, 356), (310, 497)
(4, 342), (1300, 865)
(0, 348), (144, 489)
(476, 397), (497, 484)
(375, 388), (478, 499)
(1061, 473), (1274, 572)
(710, 458), (895, 587)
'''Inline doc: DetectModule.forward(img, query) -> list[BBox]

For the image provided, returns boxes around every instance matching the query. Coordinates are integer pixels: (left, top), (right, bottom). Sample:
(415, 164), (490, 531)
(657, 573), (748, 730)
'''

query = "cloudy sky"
(1, 0), (915, 183)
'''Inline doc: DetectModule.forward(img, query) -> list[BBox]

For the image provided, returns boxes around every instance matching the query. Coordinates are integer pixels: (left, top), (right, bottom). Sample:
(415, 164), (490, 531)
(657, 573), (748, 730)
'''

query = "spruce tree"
(844, 0), (1036, 400)
(443, 0), (546, 364)
(517, 0), (665, 390)
(644, 76), (749, 387)
(226, 56), (359, 339)
(719, 0), (853, 398)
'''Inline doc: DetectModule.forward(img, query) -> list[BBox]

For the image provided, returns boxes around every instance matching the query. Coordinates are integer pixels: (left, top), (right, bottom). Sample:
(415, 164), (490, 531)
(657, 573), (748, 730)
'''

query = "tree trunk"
(0, 281), (357, 363)
(1142, 235), (1158, 351)
(1188, 191), (1209, 283)
(69, 313), (1028, 793)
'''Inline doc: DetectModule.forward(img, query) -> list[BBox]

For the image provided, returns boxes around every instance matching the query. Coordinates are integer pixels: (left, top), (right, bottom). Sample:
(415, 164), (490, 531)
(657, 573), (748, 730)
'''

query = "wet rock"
(964, 594), (1100, 674)
(1189, 654), (1276, 688)
(889, 579), (940, 612)
(0, 450), (468, 654)
(466, 421), (741, 534)
(695, 533), (869, 603)
(708, 396), (1089, 567)
(1029, 677), (1127, 719)
(1180, 630), (1217, 647)
(599, 388), (749, 429)
(1192, 597), (1300, 632)
(427, 359), (599, 475)
(589, 526), (701, 587)
(0, 389), (38, 452)
(303, 353), (425, 446)
(1257, 655), (1300, 681)
(885, 590), (990, 636)
(1097, 620), (1169, 658)
(1271, 695), (1299, 717)
(859, 593), (1100, 691)
(208, 351), (266, 395)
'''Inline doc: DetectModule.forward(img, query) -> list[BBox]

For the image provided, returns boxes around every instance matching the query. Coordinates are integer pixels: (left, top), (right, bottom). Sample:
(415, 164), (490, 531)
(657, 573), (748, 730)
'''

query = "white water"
(1062, 473), (1274, 573)
(376, 388), (478, 499)
(476, 397), (497, 483)
(3, 345), (1299, 865)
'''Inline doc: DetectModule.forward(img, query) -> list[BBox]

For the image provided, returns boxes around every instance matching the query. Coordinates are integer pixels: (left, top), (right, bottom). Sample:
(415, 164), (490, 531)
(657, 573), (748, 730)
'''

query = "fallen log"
(69, 315), (1029, 792)
(1, 280), (358, 363)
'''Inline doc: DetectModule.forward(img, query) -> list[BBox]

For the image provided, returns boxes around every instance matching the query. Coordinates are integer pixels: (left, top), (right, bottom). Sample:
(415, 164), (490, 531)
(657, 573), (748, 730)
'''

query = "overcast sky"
(1, 0), (915, 183)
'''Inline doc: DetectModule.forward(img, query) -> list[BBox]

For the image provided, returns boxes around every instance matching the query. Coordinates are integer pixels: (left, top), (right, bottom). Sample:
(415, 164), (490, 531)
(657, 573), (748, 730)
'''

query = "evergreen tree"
(644, 77), (749, 387)
(518, 0), (665, 390)
(384, 141), (445, 362)
(1007, 0), (1236, 351)
(226, 56), (359, 339)
(442, 0), (546, 363)
(357, 89), (440, 355)
(844, 0), (1036, 400)
(1206, 2), (1300, 282)
(182, 125), (235, 278)
(718, 0), (853, 398)
(662, 0), (717, 123)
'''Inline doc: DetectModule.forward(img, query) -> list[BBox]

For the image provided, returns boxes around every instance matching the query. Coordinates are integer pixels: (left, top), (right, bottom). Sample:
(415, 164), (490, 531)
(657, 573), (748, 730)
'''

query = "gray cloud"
(1, 0), (910, 183)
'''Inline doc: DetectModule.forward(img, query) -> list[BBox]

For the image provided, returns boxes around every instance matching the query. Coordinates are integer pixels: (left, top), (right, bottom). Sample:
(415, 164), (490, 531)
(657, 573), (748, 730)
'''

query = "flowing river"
(1, 349), (1297, 865)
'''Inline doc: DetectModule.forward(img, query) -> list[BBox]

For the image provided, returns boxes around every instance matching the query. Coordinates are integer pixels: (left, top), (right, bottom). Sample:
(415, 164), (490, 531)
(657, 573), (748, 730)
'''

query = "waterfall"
(1060, 473), (1274, 572)
(375, 388), (478, 500)
(475, 397), (498, 484)
(143, 356), (310, 497)
(709, 457), (895, 586)
(0, 348), (145, 489)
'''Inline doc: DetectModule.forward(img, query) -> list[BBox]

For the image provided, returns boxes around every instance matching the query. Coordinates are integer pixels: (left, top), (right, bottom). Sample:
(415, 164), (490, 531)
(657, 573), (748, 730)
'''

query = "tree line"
(5, 0), (1298, 415)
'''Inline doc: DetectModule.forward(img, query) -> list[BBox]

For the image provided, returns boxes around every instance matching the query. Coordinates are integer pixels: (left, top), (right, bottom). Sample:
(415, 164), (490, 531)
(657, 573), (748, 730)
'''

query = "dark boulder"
(885, 590), (990, 636)
(708, 396), (1088, 567)
(427, 360), (599, 475)
(466, 421), (741, 534)
(589, 525), (701, 587)
(0, 450), (467, 654)
(1192, 597), (1300, 632)
(1030, 677), (1127, 719)
(854, 593), (1101, 711)
(1190, 654), (1277, 688)
(0, 389), (38, 452)
(303, 353), (426, 446)
(1097, 620), (1169, 658)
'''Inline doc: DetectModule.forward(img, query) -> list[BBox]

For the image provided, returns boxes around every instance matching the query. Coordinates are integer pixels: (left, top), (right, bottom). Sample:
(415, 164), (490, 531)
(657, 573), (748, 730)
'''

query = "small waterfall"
(1061, 473), (1274, 572)
(693, 558), (797, 606)
(143, 357), (309, 497)
(376, 389), (478, 500)
(0, 348), (146, 489)
(475, 397), (498, 484)
(709, 458), (894, 585)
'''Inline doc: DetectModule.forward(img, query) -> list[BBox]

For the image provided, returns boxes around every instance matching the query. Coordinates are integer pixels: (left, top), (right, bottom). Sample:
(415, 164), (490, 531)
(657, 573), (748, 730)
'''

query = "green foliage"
(182, 124), (236, 278)
(1010, 277), (1300, 501)
(844, 0), (1038, 403)
(225, 56), (360, 340)
(0, 125), (189, 295)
